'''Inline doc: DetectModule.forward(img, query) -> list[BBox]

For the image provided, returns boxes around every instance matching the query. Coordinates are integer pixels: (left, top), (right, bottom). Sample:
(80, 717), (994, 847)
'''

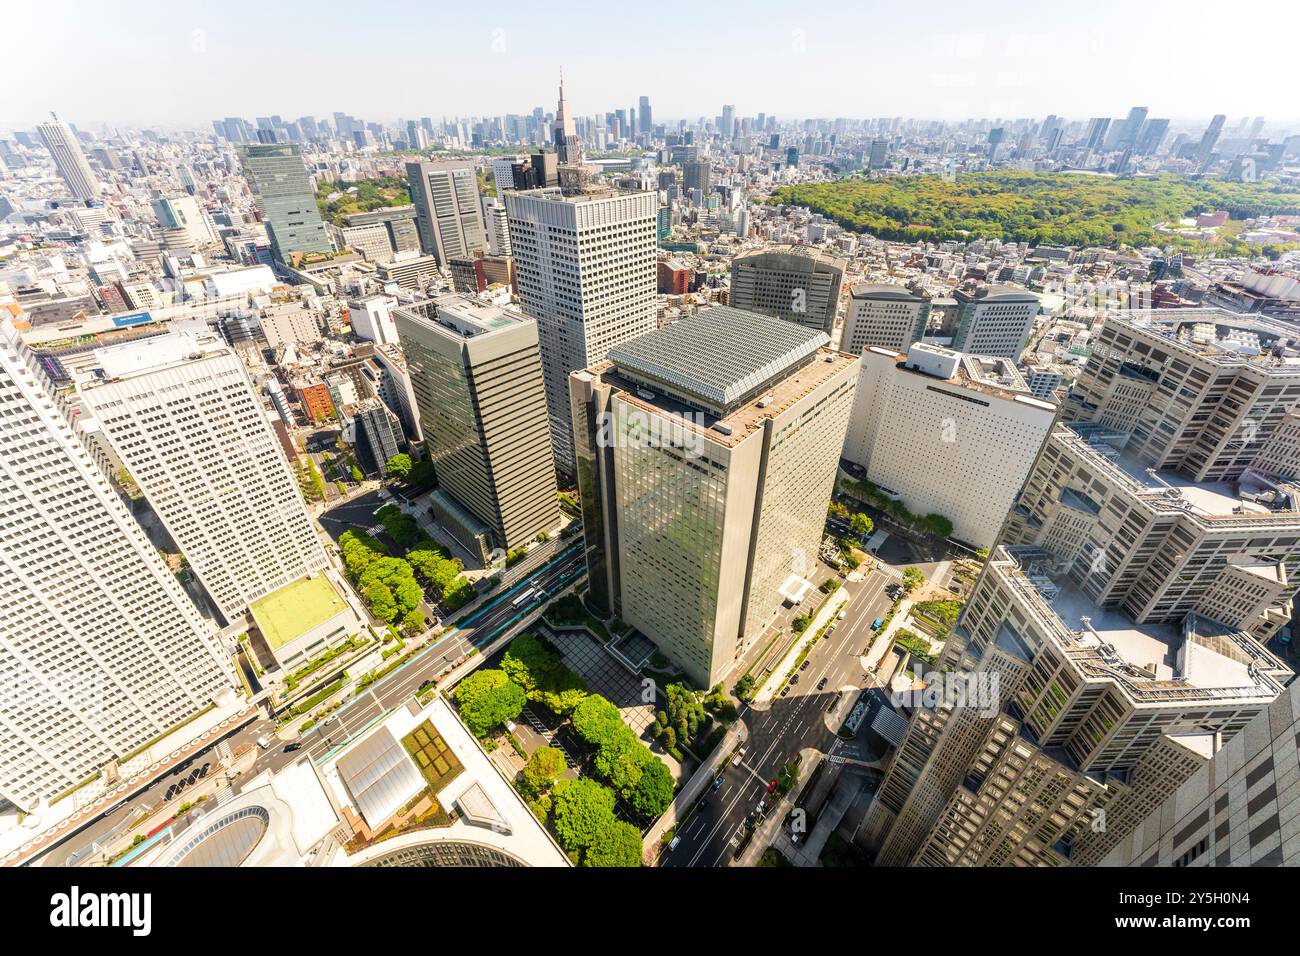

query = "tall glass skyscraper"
(238, 143), (332, 263)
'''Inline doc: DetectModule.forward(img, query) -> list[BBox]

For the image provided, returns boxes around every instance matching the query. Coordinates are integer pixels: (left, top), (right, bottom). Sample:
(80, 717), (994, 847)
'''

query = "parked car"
(816, 677), (828, 691)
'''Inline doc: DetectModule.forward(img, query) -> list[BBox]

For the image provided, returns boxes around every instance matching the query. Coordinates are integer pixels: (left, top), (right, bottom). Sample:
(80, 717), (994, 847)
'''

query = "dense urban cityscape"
(1, 2), (1297, 925)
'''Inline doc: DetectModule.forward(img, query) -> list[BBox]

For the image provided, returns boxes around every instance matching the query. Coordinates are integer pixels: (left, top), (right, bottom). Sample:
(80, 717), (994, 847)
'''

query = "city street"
(659, 561), (895, 867)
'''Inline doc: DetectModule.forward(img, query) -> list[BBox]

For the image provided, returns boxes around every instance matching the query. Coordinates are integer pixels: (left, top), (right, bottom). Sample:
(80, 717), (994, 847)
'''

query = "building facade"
(949, 284), (1040, 359)
(36, 115), (101, 200)
(505, 187), (658, 474)
(405, 161), (488, 266)
(569, 307), (858, 687)
(0, 319), (235, 810)
(395, 297), (559, 553)
(842, 344), (1057, 548)
(841, 282), (931, 354)
(238, 143), (333, 263)
(76, 328), (330, 623)
(729, 248), (846, 337)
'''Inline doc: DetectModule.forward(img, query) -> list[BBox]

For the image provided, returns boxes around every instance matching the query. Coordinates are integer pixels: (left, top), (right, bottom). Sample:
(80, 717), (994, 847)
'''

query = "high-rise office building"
(729, 248), (846, 337)
(842, 343), (1057, 548)
(682, 159), (711, 197)
(949, 284), (1040, 358)
(36, 113), (101, 200)
(238, 143), (333, 263)
(0, 319), (235, 810)
(639, 96), (652, 138)
(841, 282), (930, 353)
(394, 296), (559, 558)
(1101, 675), (1300, 867)
(570, 307), (859, 687)
(504, 187), (657, 473)
(721, 104), (736, 139)
(482, 196), (512, 256)
(1114, 106), (1149, 150)
(75, 328), (330, 623)
(868, 138), (889, 169)
(1083, 117), (1111, 151)
(861, 315), (1300, 867)
(1063, 309), (1300, 483)
(553, 71), (583, 165)
(405, 160), (487, 266)
(1197, 114), (1226, 169)
(1136, 117), (1170, 156)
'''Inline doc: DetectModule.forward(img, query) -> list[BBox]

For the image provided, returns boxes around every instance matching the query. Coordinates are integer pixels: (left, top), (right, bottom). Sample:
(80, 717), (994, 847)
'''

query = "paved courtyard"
(546, 627), (657, 738)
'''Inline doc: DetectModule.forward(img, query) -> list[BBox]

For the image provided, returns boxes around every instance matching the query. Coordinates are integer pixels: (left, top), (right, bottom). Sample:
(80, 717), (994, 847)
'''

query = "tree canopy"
(454, 668), (526, 736)
(770, 171), (1300, 249)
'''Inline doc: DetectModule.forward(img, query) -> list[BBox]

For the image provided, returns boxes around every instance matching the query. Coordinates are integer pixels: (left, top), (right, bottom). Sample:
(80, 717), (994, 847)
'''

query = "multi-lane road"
(32, 542), (586, 867)
(660, 563), (896, 867)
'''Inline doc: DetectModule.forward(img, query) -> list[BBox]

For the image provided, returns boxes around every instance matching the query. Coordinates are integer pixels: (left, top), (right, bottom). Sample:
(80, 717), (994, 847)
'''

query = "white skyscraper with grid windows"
(75, 327), (329, 623)
(0, 319), (235, 811)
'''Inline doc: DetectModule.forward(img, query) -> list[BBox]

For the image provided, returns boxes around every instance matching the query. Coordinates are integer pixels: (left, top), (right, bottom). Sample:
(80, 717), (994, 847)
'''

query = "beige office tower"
(75, 327), (330, 624)
(949, 284), (1040, 359)
(405, 160), (488, 266)
(863, 401), (1299, 865)
(0, 319), (235, 810)
(841, 282), (931, 353)
(393, 296), (559, 561)
(569, 307), (858, 688)
(1101, 676), (1300, 867)
(1065, 309), (1300, 483)
(729, 248), (846, 337)
(505, 187), (657, 474)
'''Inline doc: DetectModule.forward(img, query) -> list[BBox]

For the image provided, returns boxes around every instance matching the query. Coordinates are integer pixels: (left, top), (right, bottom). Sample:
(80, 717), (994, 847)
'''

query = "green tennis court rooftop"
(250, 574), (347, 649)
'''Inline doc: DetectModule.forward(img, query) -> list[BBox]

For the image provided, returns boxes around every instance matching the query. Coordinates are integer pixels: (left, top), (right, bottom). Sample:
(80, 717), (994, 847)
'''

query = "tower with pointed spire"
(554, 69), (583, 165)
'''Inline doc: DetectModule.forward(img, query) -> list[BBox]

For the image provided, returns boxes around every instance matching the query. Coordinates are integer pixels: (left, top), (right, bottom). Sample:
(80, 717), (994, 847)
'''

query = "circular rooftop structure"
(164, 806), (270, 867)
(356, 839), (526, 868)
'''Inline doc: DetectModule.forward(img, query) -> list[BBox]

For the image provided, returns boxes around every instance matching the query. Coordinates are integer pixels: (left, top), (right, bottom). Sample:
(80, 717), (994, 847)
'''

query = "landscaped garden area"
(450, 630), (682, 866)
(401, 719), (465, 792)
(338, 515), (475, 635)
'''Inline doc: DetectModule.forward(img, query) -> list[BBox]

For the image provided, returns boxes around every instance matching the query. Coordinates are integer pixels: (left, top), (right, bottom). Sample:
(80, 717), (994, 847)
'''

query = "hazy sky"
(5, 0), (1299, 130)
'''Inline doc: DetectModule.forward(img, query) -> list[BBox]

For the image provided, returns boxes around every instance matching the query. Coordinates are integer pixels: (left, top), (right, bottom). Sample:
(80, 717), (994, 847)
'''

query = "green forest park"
(769, 171), (1300, 250)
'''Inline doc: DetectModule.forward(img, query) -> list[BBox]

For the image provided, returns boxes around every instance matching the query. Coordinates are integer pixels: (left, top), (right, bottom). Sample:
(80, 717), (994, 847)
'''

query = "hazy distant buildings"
(405, 160), (488, 266)
(238, 143), (333, 263)
(36, 114), (101, 200)
(504, 187), (657, 474)
(570, 307), (859, 687)
(729, 248), (846, 337)
(394, 296), (559, 559)
(0, 319), (234, 810)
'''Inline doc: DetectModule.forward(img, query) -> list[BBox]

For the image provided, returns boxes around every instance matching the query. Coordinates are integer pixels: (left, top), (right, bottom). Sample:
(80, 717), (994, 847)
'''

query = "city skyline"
(5, 0), (1300, 128)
